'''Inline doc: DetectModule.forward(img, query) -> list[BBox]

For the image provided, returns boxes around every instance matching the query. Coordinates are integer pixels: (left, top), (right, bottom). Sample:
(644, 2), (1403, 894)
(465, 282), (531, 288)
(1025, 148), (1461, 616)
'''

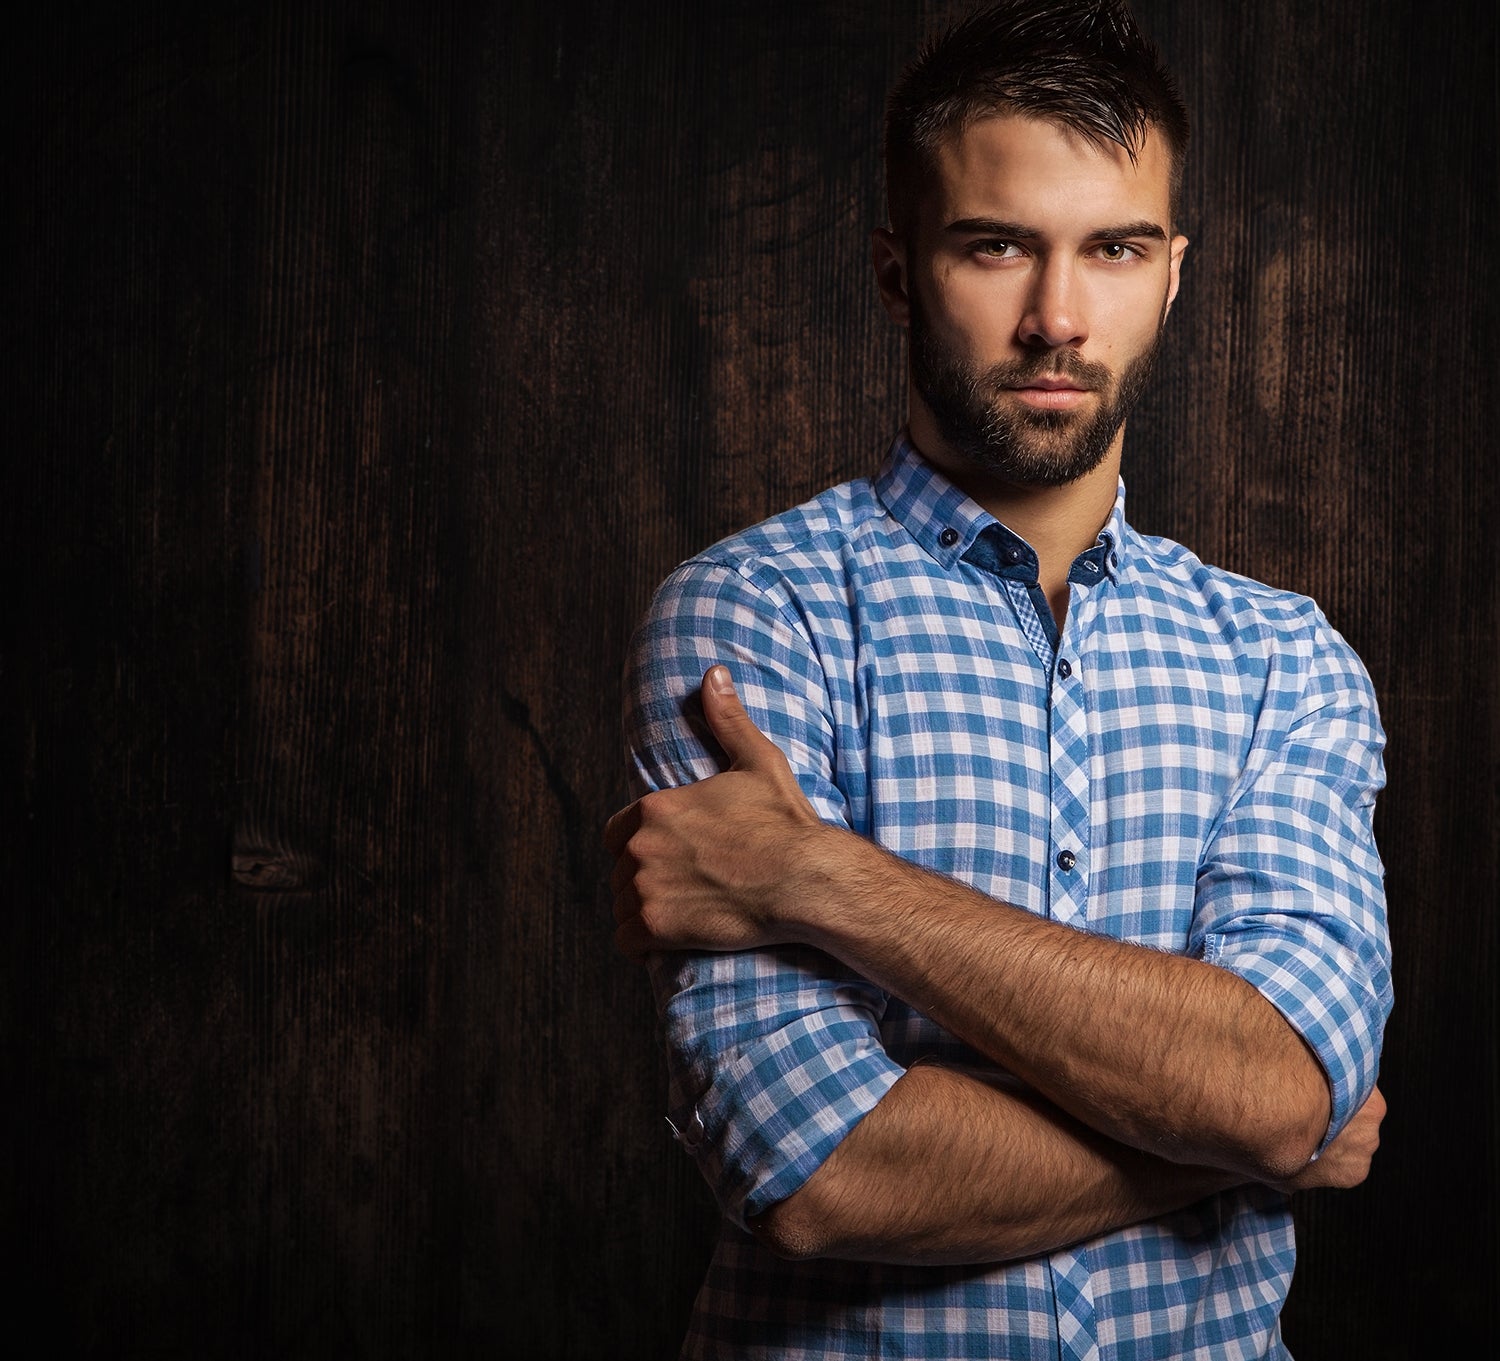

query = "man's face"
(879, 115), (1188, 490)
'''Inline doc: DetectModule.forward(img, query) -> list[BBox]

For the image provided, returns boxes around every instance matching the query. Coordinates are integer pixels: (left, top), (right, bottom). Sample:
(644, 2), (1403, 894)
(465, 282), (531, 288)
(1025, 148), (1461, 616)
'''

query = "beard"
(909, 291), (1165, 489)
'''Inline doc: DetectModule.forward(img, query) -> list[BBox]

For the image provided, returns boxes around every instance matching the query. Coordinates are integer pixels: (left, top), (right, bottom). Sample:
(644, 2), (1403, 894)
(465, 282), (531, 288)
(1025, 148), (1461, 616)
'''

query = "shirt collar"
(874, 431), (1128, 581)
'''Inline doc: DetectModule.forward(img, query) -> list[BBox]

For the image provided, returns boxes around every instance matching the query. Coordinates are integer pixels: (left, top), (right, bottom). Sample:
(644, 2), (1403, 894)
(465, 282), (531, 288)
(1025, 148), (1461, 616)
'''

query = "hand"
(605, 666), (830, 959)
(1271, 1086), (1386, 1192)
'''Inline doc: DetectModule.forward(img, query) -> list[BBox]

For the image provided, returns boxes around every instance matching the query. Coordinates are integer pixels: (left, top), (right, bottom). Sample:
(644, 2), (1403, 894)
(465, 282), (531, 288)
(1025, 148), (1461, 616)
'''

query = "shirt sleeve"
(1190, 610), (1392, 1153)
(623, 555), (905, 1228)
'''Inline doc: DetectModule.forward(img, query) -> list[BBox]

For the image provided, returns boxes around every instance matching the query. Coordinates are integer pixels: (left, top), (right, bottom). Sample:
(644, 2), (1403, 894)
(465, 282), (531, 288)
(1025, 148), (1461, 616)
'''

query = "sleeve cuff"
(1203, 925), (1386, 1153)
(668, 983), (906, 1228)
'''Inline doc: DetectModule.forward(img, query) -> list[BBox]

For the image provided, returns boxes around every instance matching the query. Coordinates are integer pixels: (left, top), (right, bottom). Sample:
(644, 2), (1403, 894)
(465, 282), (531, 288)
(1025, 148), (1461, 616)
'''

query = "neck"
(910, 420), (1120, 560)
(906, 410), (1122, 627)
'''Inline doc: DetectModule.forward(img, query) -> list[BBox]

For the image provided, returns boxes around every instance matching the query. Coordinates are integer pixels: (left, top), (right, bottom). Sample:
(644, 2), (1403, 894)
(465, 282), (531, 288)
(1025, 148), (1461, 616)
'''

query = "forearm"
(751, 1063), (1239, 1265)
(787, 830), (1330, 1180)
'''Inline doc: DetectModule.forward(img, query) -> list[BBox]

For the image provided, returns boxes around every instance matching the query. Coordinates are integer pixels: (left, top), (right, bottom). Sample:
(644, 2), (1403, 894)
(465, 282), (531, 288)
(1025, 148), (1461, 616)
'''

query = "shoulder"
(624, 477), (886, 796)
(1126, 528), (1343, 645)
(688, 473), (890, 582)
(644, 474), (894, 630)
(1120, 526), (1380, 721)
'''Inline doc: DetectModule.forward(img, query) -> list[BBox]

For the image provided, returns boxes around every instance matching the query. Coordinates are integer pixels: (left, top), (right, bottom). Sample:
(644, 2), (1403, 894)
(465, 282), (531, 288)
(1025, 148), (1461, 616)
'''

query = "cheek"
(1092, 282), (1169, 359)
(927, 267), (1023, 355)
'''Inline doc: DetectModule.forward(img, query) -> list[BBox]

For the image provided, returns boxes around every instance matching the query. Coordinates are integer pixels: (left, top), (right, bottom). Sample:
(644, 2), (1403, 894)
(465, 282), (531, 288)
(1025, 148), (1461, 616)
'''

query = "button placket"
(1047, 630), (1090, 926)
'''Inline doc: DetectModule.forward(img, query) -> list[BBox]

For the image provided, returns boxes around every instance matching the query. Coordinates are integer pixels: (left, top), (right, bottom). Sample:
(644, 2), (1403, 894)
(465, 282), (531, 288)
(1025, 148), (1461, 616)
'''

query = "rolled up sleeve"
(1190, 614), (1392, 1152)
(624, 558), (904, 1227)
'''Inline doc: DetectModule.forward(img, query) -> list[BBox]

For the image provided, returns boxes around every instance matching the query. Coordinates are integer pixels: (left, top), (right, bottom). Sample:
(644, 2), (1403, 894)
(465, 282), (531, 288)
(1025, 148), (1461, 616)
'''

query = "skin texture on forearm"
(752, 1063), (1239, 1264)
(788, 827), (1331, 1180)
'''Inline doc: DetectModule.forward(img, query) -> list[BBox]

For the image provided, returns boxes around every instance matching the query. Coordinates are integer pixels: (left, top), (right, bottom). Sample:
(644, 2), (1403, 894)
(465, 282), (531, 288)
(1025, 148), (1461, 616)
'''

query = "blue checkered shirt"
(624, 435), (1391, 1360)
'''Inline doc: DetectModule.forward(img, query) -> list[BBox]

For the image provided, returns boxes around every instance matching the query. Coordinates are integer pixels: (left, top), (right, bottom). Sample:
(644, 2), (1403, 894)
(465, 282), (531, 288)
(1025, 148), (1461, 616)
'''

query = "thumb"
(702, 665), (787, 773)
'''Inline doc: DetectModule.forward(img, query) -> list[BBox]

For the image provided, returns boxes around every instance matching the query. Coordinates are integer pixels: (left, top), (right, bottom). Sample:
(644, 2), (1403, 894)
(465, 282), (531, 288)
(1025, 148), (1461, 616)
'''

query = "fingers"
(1291, 1085), (1385, 1191)
(602, 799), (643, 856)
(604, 799), (645, 938)
(614, 915), (653, 961)
(1352, 1085), (1385, 1153)
(701, 665), (788, 773)
(604, 667), (804, 963)
(609, 853), (641, 923)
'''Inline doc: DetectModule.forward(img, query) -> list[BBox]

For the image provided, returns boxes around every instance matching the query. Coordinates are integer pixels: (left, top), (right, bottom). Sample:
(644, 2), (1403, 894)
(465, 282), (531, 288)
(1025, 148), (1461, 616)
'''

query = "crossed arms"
(607, 660), (1387, 1264)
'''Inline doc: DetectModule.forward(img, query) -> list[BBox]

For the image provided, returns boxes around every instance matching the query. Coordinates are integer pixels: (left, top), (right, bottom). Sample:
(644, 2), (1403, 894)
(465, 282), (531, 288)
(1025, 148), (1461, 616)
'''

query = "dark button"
(1004, 546), (1023, 563)
(939, 527), (959, 547)
(1057, 658), (1072, 679)
(1056, 849), (1077, 872)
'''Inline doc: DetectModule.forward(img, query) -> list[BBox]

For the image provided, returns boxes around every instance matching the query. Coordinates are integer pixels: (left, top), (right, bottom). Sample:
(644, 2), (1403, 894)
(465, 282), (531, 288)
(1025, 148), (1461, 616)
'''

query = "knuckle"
(637, 790), (671, 826)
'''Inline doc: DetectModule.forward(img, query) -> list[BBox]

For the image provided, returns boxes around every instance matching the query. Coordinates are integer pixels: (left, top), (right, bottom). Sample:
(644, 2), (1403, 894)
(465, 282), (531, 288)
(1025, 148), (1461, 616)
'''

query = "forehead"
(922, 113), (1174, 234)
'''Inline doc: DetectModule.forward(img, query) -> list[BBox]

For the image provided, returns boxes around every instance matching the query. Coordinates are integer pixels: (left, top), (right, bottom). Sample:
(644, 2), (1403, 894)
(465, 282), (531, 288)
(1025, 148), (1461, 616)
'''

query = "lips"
(1006, 378), (1096, 411)
(1020, 375), (1094, 392)
(986, 352), (1111, 411)
(998, 353), (1104, 408)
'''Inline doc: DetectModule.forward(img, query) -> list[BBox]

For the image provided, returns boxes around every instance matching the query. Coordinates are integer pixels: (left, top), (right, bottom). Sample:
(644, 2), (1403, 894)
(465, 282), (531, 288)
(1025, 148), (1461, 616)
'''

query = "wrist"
(775, 822), (875, 947)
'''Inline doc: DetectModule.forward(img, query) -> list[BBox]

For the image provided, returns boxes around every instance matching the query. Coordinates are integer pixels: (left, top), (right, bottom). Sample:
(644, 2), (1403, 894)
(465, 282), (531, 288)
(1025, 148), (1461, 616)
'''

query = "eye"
(1096, 242), (1140, 262)
(973, 240), (1023, 259)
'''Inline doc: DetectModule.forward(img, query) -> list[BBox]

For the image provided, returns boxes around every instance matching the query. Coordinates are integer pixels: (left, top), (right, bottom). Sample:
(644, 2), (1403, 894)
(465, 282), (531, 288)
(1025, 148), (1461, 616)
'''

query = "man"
(606, 2), (1392, 1356)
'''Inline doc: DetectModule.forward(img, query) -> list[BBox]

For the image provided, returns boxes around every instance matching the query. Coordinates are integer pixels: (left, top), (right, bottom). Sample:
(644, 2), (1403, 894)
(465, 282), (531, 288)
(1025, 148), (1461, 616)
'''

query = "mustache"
(981, 350), (1112, 391)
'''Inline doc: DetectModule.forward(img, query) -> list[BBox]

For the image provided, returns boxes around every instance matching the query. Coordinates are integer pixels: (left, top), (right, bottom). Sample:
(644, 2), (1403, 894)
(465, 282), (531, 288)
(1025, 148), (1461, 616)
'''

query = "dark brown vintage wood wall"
(5, 1), (1495, 1355)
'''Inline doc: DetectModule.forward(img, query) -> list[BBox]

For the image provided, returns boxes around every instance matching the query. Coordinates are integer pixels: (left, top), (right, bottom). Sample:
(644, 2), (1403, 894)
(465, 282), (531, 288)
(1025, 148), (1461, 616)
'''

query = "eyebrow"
(945, 217), (1169, 244)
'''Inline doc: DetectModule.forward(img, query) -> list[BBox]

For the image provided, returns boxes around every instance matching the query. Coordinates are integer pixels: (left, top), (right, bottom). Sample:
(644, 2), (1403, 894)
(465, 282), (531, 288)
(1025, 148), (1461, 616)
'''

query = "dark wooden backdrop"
(6, 1), (1495, 1355)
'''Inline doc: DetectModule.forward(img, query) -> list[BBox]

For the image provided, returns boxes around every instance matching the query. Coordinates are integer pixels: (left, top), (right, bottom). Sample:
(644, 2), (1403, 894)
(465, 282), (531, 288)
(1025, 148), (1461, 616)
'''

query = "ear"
(1164, 234), (1189, 316)
(871, 227), (911, 327)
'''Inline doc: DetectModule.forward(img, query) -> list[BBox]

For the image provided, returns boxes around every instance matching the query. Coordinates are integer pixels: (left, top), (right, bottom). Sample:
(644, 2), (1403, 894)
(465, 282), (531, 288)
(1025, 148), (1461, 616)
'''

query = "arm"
(751, 1065), (1386, 1264)
(613, 654), (1390, 1183)
(751, 1063), (1237, 1264)
(617, 561), (905, 1228)
(776, 830), (1329, 1181)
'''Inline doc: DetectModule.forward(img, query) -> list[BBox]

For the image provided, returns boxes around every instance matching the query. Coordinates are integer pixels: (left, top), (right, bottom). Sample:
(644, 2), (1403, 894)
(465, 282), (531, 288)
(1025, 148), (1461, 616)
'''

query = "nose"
(1018, 257), (1087, 350)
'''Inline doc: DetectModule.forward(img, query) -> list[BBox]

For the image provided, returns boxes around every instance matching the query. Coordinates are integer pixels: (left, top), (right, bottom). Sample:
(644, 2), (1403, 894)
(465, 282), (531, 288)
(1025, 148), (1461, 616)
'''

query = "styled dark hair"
(885, 0), (1189, 233)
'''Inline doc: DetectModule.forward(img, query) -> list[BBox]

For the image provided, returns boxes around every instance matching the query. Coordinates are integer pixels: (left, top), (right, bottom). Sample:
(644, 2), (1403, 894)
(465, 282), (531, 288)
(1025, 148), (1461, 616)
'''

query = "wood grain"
(5, 1), (1494, 1355)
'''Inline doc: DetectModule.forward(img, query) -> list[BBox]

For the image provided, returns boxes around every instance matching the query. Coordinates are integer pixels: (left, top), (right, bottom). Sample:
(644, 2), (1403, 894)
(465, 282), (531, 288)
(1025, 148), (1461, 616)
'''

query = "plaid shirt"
(624, 435), (1391, 1360)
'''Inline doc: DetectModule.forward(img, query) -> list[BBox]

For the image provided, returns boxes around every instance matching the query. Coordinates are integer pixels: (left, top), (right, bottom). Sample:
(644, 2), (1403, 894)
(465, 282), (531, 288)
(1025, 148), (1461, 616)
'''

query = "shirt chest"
(827, 566), (1264, 948)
